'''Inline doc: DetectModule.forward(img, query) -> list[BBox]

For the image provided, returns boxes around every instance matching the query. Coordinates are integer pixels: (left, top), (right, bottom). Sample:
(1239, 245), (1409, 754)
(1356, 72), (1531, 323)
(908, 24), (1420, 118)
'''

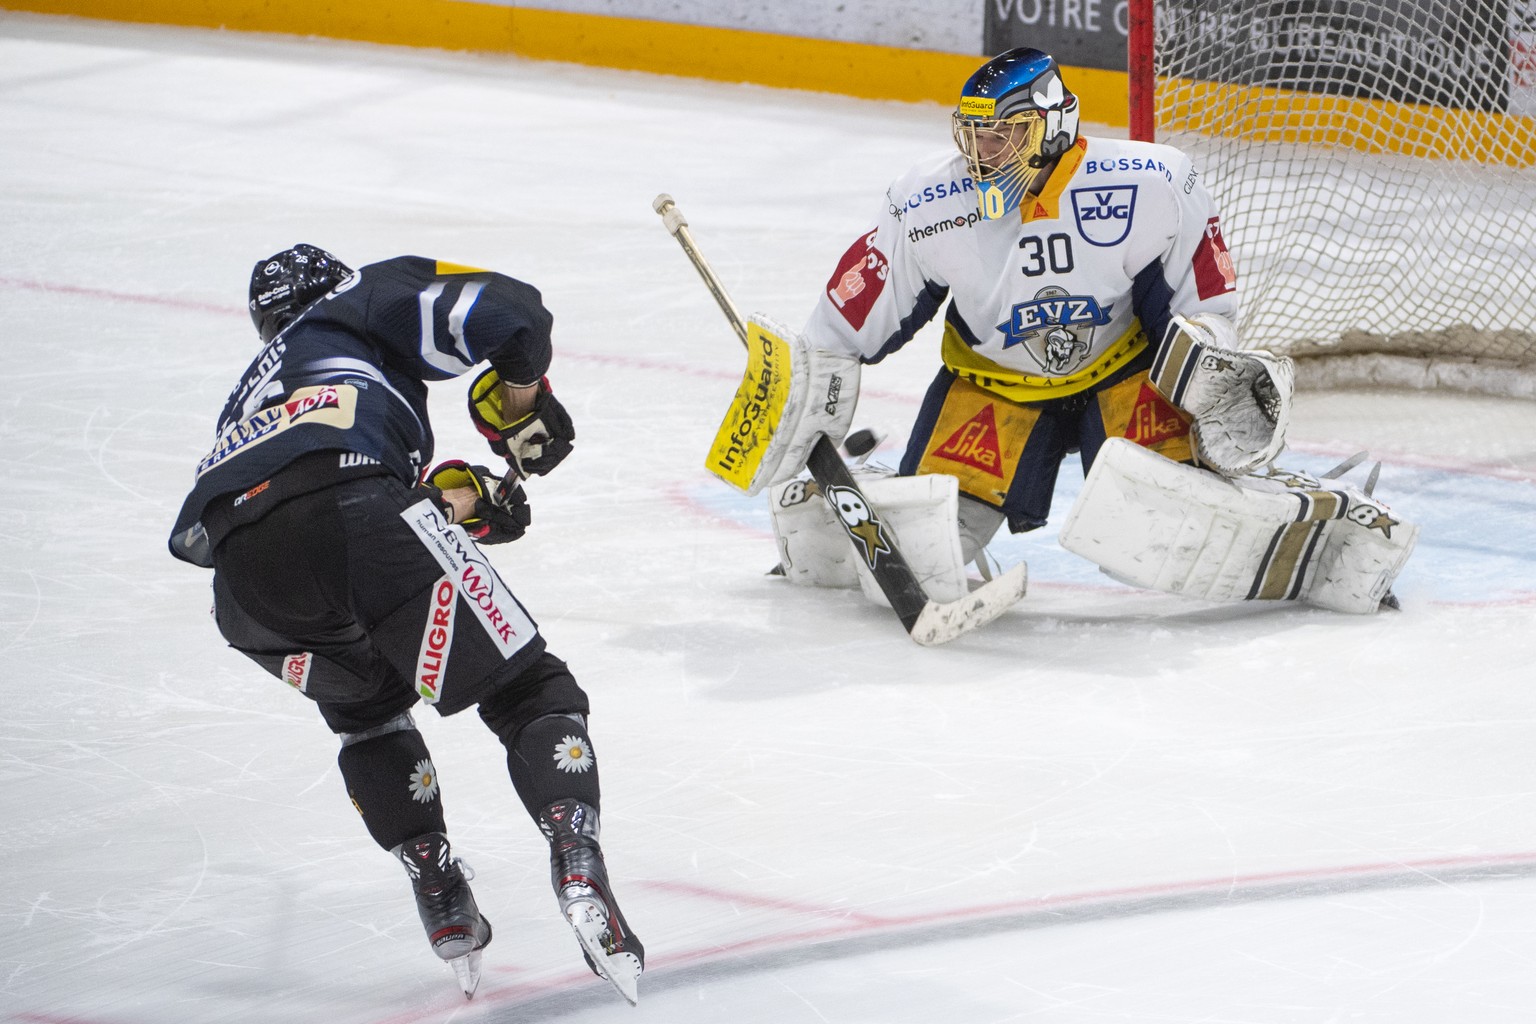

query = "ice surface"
(3, 13), (1535, 1023)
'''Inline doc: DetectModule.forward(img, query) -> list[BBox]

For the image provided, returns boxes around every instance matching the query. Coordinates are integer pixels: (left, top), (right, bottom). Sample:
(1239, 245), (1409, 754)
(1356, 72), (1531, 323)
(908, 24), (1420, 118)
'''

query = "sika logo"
(1126, 383), (1189, 447)
(931, 405), (1004, 477)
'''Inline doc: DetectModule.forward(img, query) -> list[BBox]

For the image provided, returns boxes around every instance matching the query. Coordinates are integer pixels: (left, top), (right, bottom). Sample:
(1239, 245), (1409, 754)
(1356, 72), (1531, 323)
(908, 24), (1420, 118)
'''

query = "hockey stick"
(652, 193), (1027, 645)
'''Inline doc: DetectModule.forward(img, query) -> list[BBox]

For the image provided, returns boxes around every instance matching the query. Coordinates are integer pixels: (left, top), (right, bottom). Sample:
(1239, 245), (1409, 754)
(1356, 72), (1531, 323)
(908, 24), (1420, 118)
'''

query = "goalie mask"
(952, 48), (1080, 221)
(248, 243), (354, 343)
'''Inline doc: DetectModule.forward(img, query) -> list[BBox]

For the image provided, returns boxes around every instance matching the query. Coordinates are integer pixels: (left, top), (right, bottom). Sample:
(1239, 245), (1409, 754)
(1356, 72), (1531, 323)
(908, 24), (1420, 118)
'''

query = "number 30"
(1018, 233), (1075, 276)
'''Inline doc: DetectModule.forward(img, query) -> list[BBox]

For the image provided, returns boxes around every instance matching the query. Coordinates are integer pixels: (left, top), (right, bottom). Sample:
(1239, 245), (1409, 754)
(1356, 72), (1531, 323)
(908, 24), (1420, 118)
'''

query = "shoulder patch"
(1192, 217), (1238, 298)
(824, 230), (889, 331)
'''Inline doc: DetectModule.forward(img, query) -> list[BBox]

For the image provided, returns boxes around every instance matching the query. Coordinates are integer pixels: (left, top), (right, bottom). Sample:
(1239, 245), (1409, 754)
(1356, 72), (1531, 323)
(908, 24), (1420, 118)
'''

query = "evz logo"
(996, 286), (1111, 375)
(1070, 185), (1137, 246)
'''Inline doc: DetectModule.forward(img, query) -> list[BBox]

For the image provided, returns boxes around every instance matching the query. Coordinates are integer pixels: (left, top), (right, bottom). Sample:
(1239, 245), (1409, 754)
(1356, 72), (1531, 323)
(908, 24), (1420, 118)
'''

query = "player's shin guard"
(338, 713), (447, 851)
(506, 712), (603, 818)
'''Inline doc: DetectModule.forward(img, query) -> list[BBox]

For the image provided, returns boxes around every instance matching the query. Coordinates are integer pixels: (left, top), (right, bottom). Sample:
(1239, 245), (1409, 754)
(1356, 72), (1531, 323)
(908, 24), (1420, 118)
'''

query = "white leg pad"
(1058, 438), (1417, 613)
(769, 471), (971, 605)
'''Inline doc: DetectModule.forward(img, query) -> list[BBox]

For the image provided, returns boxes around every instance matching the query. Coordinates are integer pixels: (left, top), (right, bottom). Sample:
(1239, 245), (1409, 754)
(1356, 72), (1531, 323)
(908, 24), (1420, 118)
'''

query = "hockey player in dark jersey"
(169, 244), (643, 1002)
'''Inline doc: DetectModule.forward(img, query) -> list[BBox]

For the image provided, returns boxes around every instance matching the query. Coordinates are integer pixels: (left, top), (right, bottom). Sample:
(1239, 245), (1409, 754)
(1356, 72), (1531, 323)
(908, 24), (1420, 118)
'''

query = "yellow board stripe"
(13, 2), (1529, 153)
(3, 1), (1130, 123)
(1161, 77), (1536, 168)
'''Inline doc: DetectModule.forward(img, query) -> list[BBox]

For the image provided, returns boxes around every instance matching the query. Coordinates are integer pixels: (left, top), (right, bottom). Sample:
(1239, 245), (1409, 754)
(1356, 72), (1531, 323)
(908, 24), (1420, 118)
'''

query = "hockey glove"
(1152, 313), (1294, 476)
(468, 368), (575, 477)
(419, 460), (531, 544)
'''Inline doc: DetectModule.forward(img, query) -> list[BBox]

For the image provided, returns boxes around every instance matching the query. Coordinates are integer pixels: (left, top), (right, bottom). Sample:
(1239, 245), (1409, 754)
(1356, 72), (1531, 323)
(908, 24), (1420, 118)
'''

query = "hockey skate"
(538, 800), (645, 1005)
(395, 832), (494, 999)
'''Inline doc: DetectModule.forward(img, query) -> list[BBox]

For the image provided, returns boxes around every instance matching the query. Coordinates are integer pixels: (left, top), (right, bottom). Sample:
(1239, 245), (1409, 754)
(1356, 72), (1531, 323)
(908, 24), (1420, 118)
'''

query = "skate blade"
(565, 899), (641, 1006)
(449, 948), (483, 999)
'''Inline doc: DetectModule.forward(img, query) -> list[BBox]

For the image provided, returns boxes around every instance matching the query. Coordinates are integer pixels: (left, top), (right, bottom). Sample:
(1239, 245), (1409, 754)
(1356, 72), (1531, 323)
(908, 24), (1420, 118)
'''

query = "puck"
(843, 428), (880, 457)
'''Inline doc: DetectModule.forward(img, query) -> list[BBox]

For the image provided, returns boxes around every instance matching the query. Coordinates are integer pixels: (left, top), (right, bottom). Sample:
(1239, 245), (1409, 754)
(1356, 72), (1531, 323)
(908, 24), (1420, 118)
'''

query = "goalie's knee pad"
(768, 470), (971, 604)
(957, 495), (1006, 567)
(1058, 438), (1417, 613)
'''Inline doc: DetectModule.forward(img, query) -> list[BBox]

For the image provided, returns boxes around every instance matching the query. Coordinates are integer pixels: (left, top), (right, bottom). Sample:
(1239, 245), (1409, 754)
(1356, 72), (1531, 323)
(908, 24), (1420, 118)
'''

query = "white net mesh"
(1152, 0), (1536, 395)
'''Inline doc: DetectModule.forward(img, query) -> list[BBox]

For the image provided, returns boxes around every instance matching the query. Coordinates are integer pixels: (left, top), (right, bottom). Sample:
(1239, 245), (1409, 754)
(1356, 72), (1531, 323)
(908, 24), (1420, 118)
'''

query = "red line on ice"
(361, 849), (1536, 1023)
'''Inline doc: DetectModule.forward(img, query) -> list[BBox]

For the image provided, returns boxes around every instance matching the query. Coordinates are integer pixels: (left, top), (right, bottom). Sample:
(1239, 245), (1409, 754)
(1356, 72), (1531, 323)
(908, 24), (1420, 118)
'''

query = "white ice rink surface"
(4, 13), (1536, 1023)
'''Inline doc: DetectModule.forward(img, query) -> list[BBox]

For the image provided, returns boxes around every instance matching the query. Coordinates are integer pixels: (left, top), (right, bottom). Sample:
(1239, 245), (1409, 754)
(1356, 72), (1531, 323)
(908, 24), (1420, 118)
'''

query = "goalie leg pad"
(705, 315), (860, 496)
(769, 477), (861, 590)
(769, 471), (971, 605)
(1058, 438), (1417, 613)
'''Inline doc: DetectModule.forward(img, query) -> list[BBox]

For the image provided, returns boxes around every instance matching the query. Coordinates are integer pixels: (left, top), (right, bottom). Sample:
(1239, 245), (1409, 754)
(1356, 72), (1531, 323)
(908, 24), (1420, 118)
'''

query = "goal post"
(1130, 0), (1536, 397)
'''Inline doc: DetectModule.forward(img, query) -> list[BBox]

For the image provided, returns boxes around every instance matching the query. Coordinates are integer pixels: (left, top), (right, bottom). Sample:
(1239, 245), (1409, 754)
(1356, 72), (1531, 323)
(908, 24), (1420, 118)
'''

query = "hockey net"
(1144, 0), (1536, 397)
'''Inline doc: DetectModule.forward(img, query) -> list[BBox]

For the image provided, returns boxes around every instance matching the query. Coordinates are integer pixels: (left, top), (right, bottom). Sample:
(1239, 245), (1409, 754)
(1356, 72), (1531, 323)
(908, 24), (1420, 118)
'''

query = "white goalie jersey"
(803, 136), (1240, 402)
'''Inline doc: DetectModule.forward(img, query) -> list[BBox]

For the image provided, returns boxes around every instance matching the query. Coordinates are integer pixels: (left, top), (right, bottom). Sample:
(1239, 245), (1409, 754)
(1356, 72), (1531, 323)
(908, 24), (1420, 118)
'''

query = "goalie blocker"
(705, 315), (860, 496)
(1058, 438), (1417, 613)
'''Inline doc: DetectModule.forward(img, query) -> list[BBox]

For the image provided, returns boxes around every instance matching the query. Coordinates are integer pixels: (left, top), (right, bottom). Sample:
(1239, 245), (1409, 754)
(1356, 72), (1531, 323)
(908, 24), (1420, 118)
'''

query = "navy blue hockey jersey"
(169, 256), (553, 565)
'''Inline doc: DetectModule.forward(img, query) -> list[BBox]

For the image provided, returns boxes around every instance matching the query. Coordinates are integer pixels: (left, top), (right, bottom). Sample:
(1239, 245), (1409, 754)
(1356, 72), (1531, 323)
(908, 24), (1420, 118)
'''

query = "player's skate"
(538, 799), (644, 1005)
(395, 832), (493, 999)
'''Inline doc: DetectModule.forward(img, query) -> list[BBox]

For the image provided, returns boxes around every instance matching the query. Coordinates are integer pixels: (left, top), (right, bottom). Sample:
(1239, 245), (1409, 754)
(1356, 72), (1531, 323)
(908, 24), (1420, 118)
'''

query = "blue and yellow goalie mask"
(952, 47), (1081, 221)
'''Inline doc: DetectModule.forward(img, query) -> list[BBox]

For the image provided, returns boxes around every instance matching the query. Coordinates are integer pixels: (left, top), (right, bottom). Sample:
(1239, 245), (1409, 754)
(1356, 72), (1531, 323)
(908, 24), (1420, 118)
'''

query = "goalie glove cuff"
(468, 368), (575, 477)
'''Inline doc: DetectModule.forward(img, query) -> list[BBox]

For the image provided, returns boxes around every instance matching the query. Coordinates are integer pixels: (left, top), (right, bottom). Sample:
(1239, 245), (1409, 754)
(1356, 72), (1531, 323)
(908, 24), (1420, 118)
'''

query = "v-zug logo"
(997, 286), (1111, 374)
(1071, 185), (1137, 246)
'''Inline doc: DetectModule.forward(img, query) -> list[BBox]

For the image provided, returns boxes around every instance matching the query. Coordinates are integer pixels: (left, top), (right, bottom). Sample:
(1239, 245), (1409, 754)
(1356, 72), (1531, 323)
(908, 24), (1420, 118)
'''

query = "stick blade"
(908, 562), (1028, 646)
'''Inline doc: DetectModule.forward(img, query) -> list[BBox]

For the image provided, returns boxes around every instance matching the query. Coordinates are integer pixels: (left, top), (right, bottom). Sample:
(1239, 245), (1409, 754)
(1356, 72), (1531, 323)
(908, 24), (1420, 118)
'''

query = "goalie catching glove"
(1152, 313), (1294, 476)
(468, 368), (575, 477)
(418, 460), (531, 544)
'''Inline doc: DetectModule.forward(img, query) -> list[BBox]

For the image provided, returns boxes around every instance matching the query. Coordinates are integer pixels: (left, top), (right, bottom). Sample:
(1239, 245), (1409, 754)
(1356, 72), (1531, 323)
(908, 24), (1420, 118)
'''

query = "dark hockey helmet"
(952, 48), (1081, 220)
(247, 243), (354, 343)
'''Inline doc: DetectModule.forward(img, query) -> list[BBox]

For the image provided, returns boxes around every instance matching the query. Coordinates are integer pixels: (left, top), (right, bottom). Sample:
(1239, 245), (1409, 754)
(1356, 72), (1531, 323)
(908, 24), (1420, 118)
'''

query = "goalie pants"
(209, 473), (588, 734)
(901, 356), (1196, 533)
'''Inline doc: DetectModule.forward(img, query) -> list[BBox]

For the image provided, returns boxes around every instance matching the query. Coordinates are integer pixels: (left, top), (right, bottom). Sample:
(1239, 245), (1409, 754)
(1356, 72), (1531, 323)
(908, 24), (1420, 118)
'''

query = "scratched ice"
(3, 15), (1535, 1024)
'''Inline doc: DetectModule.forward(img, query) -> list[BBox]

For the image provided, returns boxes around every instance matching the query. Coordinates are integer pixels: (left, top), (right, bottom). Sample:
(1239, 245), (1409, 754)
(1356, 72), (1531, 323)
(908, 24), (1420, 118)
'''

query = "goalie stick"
(652, 193), (1027, 645)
